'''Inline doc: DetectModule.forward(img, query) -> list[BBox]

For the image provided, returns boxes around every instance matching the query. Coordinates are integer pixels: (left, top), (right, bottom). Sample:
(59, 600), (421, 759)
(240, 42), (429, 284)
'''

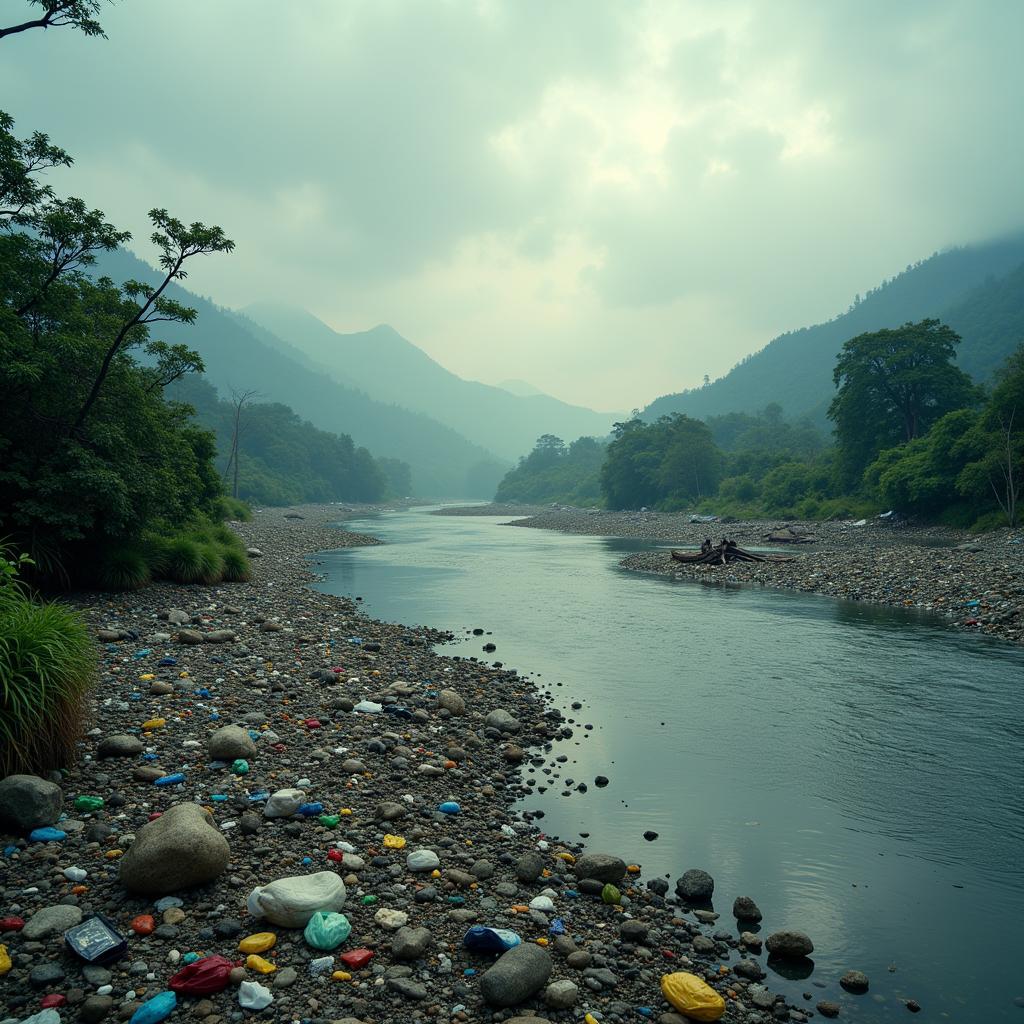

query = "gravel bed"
(0, 505), (829, 1024)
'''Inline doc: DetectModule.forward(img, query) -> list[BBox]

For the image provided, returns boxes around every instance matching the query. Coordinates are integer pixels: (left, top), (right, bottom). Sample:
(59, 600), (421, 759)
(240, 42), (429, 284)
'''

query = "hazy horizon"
(4, 0), (1023, 410)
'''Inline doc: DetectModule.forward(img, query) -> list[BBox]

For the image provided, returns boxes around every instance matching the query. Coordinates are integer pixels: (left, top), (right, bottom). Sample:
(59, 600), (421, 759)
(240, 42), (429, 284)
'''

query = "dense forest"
(497, 321), (1024, 529)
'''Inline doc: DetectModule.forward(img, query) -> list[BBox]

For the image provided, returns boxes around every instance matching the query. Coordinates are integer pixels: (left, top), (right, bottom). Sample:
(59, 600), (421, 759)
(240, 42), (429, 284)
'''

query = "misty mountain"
(644, 235), (1024, 426)
(498, 378), (546, 397)
(242, 303), (616, 461)
(91, 248), (505, 497)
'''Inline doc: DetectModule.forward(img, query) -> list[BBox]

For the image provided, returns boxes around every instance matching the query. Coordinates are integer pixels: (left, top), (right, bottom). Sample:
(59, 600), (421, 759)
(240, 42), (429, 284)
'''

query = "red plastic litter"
(169, 954), (236, 995)
(0, 916), (25, 932)
(661, 949), (676, 959)
(131, 914), (156, 936)
(339, 948), (374, 969)
(327, 849), (343, 862)
(148, 812), (163, 821)
(272, 743), (286, 752)
(304, 718), (321, 729)
(40, 995), (67, 1008)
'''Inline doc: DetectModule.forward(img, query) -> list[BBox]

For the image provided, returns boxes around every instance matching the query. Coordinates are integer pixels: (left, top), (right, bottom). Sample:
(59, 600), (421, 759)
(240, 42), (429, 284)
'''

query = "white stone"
(529, 895), (555, 912)
(263, 788), (306, 818)
(374, 907), (409, 930)
(406, 849), (440, 872)
(238, 981), (273, 1010)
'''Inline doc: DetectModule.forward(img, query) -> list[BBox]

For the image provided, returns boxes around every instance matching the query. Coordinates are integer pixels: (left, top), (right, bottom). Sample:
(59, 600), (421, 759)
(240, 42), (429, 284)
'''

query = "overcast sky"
(3, 0), (1023, 409)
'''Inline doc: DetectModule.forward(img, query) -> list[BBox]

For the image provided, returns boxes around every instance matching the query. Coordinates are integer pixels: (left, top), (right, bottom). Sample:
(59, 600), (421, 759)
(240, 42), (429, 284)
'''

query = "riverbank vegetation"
(496, 323), (1024, 529)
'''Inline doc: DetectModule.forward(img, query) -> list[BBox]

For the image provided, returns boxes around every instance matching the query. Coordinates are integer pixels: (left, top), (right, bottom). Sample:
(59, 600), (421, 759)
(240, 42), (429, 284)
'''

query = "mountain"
(242, 303), (616, 461)
(498, 378), (546, 397)
(91, 248), (506, 497)
(644, 234), (1024, 426)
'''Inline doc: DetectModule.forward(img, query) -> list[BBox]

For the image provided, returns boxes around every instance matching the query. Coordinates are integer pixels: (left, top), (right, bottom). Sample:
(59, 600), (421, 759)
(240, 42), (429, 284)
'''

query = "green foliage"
(829, 319), (979, 486)
(0, 1), (107, 41)
(169, 377), (391, 506)
(377, 458), (412, 499)
(220, 547), (252, 583)
(495, 435), (605, 505)
(0, 111), (233, 584)
(94, 543), (151, 591)
(0, 545), (94, 776)
(601, 415), (722, 510)
(214, 495), (252, 521)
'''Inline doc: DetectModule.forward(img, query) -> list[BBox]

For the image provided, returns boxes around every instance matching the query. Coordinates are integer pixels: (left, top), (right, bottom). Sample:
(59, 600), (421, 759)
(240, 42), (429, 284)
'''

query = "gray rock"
(840, 969), (869, 993)
(205, 629), (236, 643)
(29, 963), (65, 987)
(177, 629), (205, 645)
(544, 979), (579, 1008)
(480, 942), (553, 1007)
(119, 803), (230, 895)
(392, 925), (431, 960)
(675, 868), (714, 901)
(274, 967), (298, 989)
(388, 977), (427, 1000)
(817, 1000), (841, 1018)
(80, 994), (114, 1023)
(166, 609), (190, 625)
(483, 708), (521, 733)
(515, 851), (544, 882)
(22, 904), (83, 939)
(620, 919), (648, 943)
(566, 950), (591, 969)
(748, 984), (776, 1010)
(765, 930), (814, 958)
(734, 958), (766, 980)
(437, 689), (465, 714)
(208, 725), (257, 760)
(375, 801), (406, 821)
(574, 852), (626, 883)
(0, 774), (63, 832)
(733, 895), (762, 921)
(471, 859), (495, 879)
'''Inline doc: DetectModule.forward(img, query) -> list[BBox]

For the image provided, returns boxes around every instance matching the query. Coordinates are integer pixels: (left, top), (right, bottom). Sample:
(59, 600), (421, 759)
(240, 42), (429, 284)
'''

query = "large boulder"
(573, 852), (626, 884)
(765, 930), (814, 958)
(480, 942), (553, 1006)
(208, 725), (257, 760)
(119, 803), (230, 895)
(0, 774), (63, 833)
(675, 868), (714, 902)
(247, 871), (347, 928)
(484, 709), (521, 733)
(437, 689), (465, 715)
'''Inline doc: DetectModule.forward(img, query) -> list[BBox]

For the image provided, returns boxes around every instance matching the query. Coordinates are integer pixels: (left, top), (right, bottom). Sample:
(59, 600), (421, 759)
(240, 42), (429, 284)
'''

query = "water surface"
(312, 507), (1024, 1022)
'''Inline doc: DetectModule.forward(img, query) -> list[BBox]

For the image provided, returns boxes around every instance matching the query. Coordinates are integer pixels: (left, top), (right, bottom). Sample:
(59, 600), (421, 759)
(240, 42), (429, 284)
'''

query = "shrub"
(0, 590), (95, 776)
(94, 545), (151, 591)
(214, 496), (253, 522)
(220, 548), (252, 582)
(195, 544), (225, 584)
(164, 537), (207, 583)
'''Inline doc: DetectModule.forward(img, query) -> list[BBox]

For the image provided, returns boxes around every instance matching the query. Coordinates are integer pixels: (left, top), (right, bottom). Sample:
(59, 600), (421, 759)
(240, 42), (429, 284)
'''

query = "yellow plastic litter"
(332, 970), (352, 981)
(627, 864), (641, 873)
(141, 718), (166, 730)
(431, 869), (441, 878)
(105, 849), (123, 859)
(0, 944), (11, 976)
(534, 937), (548, 946)
(383, 834), (406, 850)
(660, 972), (726, 1022)
(140, 674), (154, 681)
(340, 808), (352, 816)
(584, 1015), (599, 1024)
(556, 852), (576, 864)
(238, 932), (277, 954)
(246, 955), (276, 974)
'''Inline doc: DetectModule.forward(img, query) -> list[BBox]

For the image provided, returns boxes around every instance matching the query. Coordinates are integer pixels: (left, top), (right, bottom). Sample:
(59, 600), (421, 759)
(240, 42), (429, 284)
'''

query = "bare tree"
(989, 409), (1021, 527)
(0, 1), (106, 40)
(222, 389), (259, 499)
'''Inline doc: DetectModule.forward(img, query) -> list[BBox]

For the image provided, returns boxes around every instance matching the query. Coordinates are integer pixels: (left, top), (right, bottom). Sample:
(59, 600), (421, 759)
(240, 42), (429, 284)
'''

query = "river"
(312, 506), (1024, 1022)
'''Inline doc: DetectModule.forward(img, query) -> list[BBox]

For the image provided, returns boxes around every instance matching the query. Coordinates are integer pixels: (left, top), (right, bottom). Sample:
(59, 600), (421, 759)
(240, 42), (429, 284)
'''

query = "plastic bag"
(304, 910), (352, 950)
(169, 954), (235, 995)
(660, 972), (726, 1022)
(247, 871), (347, 927)
(463, 925), (521, 954)
(128, 990), (177, 1024)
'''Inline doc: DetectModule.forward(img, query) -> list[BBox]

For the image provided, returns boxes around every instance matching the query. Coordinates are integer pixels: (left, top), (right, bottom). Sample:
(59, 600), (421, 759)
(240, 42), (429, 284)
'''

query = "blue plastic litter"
(154, 773), (185, 786)
(210, 794), (228, 802)
(438, 801), (461, 814)
(29, 827), (67, 842)
(3, 845), (17, 857)
(129, 694), (142, 701)
(142, 753), (158, 761)
(194, 688), (211, 697)
(248, 790), (270, 802)
(384, 706), (413, 719)
(132, 649), (153, 659)
(247, 729), (260, 740)
(301, 856), (313, 865)
(463, 926), (521, 954)
(346, 637), (362, 644)
(129, 991), (177, 1024)
(158, 657), (177, 667)
(637, 1008), (653, 1017)
(564, 889), (580, 899)
(550, 918), (565, 935)
(448, 895), (465, 905)
(181, 952), (199, 965)
(297, 802), (324, 816)
(208, 713), (220, 721)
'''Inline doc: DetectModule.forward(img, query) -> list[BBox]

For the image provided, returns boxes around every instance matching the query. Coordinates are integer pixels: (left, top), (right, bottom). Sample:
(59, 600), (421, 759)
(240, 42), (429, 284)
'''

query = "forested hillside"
(244, 302), (616, 462)
(90, 249), (506, 497)
(645, 236), (1024, 425)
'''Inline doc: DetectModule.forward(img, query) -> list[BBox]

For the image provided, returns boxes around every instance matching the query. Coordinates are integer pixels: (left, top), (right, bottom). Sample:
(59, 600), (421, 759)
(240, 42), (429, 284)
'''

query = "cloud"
(2, 0), (1022, 410)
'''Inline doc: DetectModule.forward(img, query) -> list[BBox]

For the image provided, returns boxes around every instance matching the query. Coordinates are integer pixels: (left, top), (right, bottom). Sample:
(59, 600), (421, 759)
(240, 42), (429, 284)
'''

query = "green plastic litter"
(361, 895), (377, 905)
(601, 883), (621, 905)
(318, 814), (340, 828)
(74, 796), (104, 812)
(303, 910), (351, 950)
(230, 759), (249, 775)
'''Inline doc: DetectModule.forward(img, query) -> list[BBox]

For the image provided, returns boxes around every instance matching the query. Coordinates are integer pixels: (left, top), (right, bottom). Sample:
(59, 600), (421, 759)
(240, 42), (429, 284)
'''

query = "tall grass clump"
(214, 496), (252, 522)
(94, 544), (151, 591)
(1, 548), (95, 776)
(163, 536), (207, 583)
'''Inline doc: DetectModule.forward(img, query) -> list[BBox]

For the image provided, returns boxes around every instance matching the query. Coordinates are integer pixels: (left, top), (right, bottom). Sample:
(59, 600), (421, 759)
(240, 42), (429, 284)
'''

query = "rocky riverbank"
(444, 506), (1024, 646)
(1, 506), (879, 1024)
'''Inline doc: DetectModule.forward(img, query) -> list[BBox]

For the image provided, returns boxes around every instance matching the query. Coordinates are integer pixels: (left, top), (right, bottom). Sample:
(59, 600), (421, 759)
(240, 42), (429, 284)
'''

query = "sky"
(3, 0), (1024, 410)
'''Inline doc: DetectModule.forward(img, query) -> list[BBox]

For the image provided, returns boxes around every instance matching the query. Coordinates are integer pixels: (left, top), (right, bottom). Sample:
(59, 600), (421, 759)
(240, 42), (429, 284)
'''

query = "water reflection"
(313, 508), (1024, 1022)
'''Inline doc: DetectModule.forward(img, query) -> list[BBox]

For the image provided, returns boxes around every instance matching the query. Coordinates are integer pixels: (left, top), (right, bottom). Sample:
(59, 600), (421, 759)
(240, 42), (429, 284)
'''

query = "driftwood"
(671, 539), (795, 565)
(763, 525), (816, 544)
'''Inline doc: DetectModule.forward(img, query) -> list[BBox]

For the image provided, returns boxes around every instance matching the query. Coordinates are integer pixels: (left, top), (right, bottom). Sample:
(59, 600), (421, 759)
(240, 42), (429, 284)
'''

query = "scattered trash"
(169, 954), (235, 994)
(463, 925), (521, 954)
(304, 910), (352, 950)
(64, 915), (128, 964)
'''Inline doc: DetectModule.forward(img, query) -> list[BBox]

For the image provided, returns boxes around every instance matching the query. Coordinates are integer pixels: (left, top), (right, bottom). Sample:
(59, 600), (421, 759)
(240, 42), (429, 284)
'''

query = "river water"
(312, 507), (1024, 1022)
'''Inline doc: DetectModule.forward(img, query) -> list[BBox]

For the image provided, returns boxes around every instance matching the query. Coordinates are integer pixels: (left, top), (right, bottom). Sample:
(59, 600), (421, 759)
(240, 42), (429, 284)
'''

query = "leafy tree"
(829, 319), (978, 485)
(377, 458), (412, 499)
(0, 1), (106, 41)
(495, 434), (605, 505)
